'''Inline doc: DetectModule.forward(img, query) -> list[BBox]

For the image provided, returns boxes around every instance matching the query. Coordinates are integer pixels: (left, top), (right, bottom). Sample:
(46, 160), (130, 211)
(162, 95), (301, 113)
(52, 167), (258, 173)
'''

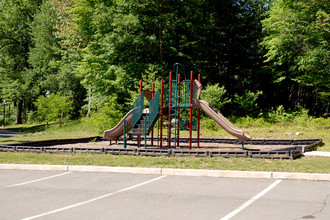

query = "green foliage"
(82, 98), (123, 134)
(0, 0), (43, 124)
(27, 111), (38, 124)
(1, 0), (329, 126)
(234, 90), (263, 117)
(268, 105), (318, 127)
(201, 118), (220, 131)
(201, 84), (231, 111)
(268, 105), (294, 124)
(261, 0), (329, 111)
(35, 93), (73, 123)
(29, 0), (85, 118)
(230, 116), (270, 128)
(291, 107), (313, 126)
(127, 64), (163, 107)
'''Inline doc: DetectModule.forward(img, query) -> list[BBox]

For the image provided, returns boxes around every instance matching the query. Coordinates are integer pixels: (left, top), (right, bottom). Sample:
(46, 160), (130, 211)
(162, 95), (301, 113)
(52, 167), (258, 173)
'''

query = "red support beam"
(177, 74), (181, 148)
(189, 71), (193, 150)
(138, 80), (142, 148)
(160, 79), (164, 148)
(151, 82), (155, 146)
(168, 72), (172, 148)
(197, 74), (201, 148)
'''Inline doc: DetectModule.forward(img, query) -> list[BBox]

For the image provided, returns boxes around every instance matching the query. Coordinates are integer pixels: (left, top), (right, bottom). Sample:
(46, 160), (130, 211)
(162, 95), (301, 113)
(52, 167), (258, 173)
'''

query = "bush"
(201, 118), (219, 131)
(230, 116), (270, 128)
(292, 107), (313, 126)
(35, 93), (73, 124)
(201, 83), (231, 111)
(27, 111), (38, 123)
(267, 105), (291, 124)
(234, 90), (263, 117)
(82, 98), (123, 134)
(310, 117), (330, 129)
(266, 105), (324, 127)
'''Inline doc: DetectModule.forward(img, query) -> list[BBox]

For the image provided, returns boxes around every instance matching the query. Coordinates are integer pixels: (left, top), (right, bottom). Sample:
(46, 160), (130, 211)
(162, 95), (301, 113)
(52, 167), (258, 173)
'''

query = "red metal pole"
(197, 74), (201, 148)
(160, 79), (164, 148)
(151, 82), (155, 146)
(177, 74), (180, 148)
(139, 80), (142, 148)
(168, 72), (172, 148)
(189, 71), (193, 150)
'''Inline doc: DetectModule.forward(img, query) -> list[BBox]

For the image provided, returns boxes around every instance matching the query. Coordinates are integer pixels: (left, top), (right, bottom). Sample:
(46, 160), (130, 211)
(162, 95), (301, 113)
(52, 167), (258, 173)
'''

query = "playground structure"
(103, 63), (251, 149)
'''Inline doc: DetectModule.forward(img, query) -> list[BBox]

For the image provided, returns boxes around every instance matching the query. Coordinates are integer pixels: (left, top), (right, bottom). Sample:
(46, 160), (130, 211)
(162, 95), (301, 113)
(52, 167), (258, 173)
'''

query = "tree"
(29, 0), (86, 118)
(261, 0), (329, 114)
(73, 0), (158, 114)
(35, 93), (73, 124)
(0, 0), (42, 124)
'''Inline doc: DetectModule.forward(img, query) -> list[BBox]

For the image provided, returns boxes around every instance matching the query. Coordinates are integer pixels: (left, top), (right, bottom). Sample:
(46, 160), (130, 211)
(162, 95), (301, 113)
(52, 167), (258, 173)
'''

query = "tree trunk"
(87, 86), (92, 118)
(15, 99), (23, 124)
(24, 99), (27, 123)
(157, 0), (164, 76)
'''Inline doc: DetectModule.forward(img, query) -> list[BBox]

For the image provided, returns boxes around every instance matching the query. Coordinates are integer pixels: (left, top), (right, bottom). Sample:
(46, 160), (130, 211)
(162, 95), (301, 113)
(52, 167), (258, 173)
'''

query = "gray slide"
(104, 89), (154, 141)
(103, 109), (133, 140)
(193, 99), (251, 142)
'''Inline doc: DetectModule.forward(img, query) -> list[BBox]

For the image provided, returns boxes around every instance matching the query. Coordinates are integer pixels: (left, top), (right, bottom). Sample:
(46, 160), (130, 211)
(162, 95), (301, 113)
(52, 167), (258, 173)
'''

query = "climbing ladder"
(165, 63), (193, 148)
(168, 73), (179, 147)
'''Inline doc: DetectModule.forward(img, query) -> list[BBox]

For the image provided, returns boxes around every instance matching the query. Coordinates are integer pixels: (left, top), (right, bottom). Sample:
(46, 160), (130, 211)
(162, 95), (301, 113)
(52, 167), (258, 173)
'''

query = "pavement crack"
(295, 194), (330, 219)
(318, 194), (330, 214)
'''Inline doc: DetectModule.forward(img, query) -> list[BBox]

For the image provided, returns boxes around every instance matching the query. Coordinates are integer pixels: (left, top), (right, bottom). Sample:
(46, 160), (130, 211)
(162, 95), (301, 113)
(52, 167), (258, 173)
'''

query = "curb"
(68, 165), (162, 175)
(0, 164), (67, 171)
(272, 172), (330, 181)
(161, 168), (272, 179)
(0, 164), (329, 181)
(304, 151), (330, 157)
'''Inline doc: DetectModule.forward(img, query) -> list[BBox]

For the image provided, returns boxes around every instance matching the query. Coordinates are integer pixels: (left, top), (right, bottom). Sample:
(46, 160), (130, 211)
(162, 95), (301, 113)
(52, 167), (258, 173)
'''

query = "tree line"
(0, 0), (329, 125)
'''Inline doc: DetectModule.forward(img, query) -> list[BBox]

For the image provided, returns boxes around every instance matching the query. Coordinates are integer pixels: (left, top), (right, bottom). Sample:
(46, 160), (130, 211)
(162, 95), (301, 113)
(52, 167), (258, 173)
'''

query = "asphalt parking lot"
(0, 170), (329, 220)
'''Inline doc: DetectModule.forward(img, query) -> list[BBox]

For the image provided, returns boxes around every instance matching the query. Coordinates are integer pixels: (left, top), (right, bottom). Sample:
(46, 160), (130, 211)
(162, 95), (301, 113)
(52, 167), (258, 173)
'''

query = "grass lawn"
(0, 122), (98, 145)
(0, 152), (329, 174)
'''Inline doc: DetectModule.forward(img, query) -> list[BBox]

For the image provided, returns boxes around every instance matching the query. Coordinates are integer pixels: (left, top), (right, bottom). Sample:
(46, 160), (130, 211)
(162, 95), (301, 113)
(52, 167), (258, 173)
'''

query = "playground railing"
(148, 90), (160, 130)
(132, 90), (144, 131)
(179, 80), (191, 107)
(164, 80), (192, 108)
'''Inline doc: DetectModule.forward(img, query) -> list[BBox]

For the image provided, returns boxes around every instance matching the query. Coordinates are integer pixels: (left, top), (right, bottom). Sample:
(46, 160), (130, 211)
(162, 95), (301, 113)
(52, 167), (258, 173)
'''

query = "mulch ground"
(58, 140), (306, 152)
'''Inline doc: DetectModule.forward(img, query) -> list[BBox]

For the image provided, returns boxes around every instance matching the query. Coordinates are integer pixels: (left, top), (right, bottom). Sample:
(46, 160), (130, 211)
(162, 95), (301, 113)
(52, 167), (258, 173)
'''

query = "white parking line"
(4, 172), (72, 188)
(220, 179), (282, 220)
(20, 175), (167, 220)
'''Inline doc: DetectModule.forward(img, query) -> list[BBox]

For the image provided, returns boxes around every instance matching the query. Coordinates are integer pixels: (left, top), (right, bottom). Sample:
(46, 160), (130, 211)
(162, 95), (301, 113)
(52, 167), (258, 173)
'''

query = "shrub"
(231, 116), (270, 128)
(267, 105), (322, 127)
(292, 106), (313, 126)
(234, 90), (263, 117)
(310, 117), (329, 129)
(27, 111), (38, 123)
(201, 118), (219, 131)
(82, 98), (123, 134)
(201, 83), (231, 111)
(35, 93), (73, 124)
(267, 105), (291, 124)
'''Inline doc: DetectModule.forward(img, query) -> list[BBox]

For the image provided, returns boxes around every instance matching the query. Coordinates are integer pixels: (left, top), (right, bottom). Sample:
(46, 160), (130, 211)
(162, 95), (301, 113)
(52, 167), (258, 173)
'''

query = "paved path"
(0, 128), (18, 138)
(0, 170), (329, 220)
(304, 151), (330, 157)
